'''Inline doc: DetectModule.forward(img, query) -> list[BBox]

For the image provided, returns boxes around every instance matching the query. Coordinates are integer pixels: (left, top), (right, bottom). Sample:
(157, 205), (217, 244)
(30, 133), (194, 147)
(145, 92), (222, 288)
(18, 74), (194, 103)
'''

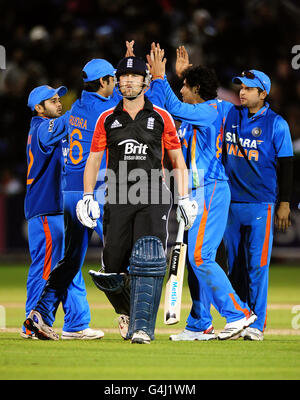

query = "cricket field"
(0, 263), (299, 381)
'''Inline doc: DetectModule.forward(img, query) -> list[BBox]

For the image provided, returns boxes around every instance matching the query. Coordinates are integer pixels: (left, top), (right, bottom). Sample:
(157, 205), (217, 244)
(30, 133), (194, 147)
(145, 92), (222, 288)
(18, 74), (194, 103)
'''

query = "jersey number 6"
(69, 128), (83, 165)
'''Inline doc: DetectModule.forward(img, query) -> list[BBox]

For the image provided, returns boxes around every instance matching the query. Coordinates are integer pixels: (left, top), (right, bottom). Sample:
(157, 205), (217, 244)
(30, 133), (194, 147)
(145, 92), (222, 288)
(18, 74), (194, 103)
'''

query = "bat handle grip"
(176, 218), (185, 243)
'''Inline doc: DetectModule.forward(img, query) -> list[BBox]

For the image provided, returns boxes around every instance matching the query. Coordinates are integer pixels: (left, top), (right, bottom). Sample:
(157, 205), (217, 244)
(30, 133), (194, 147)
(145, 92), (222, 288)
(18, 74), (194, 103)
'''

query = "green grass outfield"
(0, 263), (300, 381)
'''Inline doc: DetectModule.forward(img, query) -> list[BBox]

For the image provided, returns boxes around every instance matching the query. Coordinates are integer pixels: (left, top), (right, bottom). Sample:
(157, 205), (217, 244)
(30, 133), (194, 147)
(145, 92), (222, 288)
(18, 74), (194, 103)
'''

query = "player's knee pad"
(89, 270), (130, 315)
(127, 236), (166, 340)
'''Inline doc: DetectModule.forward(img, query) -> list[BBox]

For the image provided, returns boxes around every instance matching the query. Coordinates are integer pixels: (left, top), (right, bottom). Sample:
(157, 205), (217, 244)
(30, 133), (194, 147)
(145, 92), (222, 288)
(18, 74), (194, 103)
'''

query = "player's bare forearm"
(83, 151), (104, 194)
(275, 201), (291, 232)
(167, 148), (188, 197)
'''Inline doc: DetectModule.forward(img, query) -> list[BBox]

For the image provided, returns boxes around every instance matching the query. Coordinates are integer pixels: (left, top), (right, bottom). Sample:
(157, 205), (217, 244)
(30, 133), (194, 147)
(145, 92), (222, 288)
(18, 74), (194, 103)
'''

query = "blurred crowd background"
(0, 0), (300, 256)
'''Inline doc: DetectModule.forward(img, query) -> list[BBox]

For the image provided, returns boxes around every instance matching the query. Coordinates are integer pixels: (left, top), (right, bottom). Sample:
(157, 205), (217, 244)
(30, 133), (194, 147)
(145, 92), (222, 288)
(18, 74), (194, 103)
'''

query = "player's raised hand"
(125, 40), (135, 57)
(76, 193), (100, 229)
(176, 46), (192, 78)
(146, 42), (166, 79)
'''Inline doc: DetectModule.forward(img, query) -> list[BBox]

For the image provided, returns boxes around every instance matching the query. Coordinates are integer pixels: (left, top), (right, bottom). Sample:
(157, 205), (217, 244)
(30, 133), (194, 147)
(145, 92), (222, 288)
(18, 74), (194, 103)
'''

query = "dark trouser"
(103, 199), (171, 274)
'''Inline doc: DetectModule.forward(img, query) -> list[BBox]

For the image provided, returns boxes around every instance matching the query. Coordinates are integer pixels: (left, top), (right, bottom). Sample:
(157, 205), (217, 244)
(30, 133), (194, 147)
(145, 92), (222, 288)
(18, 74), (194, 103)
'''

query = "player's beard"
(119, 82), (144, 100)
(44, 107), (62, 118)
(240, 94), (262, 110)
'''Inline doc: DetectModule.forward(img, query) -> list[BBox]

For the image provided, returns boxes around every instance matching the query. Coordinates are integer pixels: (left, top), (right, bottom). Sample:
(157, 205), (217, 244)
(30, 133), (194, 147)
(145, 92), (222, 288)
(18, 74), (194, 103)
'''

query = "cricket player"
(147, 44), (257, 340)
(222, 70), (294, 340)
(23, 85), (97, 339)
(78, 56), (198, 344)
(24, 48), (172, 340)
(23, 59), (119, 340)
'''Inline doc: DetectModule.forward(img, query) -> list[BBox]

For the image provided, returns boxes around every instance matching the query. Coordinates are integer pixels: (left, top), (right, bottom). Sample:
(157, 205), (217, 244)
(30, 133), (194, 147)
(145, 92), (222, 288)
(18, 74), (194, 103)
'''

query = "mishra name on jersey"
(69, 114), (88, 130)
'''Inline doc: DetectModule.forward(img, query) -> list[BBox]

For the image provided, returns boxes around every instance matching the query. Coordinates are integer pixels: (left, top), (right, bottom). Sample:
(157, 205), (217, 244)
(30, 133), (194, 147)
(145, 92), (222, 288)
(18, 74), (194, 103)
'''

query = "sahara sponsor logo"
(225, 131), (263, 161)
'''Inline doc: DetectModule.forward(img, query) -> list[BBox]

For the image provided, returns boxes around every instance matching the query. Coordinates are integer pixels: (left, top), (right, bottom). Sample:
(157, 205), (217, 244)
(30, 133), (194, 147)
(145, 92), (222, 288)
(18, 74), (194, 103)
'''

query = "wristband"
(178, 195), (189, 205)
(83, 192), (94, 198)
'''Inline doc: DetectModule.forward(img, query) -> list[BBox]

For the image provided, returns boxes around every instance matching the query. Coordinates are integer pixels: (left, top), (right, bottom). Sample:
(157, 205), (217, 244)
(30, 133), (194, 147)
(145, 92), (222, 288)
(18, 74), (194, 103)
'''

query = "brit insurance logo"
(118, 139), (148, 161)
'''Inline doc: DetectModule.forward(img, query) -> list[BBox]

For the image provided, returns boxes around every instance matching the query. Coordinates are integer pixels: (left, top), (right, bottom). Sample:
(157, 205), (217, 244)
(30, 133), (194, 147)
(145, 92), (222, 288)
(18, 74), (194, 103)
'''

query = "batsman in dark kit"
(77, 55), (198, 344)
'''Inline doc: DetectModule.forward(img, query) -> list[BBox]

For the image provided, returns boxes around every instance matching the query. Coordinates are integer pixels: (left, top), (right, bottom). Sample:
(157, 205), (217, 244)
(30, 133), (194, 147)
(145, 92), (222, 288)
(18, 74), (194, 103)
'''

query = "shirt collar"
(81, 90), (111, 102)
(30, 116), (49, 125)
(242, 102), (269, 120)
(114, 96), (153, 115)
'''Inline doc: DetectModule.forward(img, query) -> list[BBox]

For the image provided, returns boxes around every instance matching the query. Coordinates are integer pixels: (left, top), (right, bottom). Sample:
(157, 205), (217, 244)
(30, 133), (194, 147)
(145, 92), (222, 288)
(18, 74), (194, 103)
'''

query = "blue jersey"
(223, 103), (294, 203)
(63, 82), (165, 192)
(24, 114), (69, 220)
(62, 91), (115, 192)
(163, 78), (231, 188)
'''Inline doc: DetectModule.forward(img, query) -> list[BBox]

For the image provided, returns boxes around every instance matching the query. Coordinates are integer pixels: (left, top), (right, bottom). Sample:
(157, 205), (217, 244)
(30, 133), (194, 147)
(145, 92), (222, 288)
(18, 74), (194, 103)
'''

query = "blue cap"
(82, 59), (115, 82)
(232, 70), (271, 94)
(27, 85), (67, 111)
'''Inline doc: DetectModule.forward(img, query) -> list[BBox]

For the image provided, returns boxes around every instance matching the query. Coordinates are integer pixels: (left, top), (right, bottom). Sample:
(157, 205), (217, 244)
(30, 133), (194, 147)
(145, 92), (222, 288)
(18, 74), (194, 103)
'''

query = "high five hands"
(146, 42), (166, 79)
(175, 45), (193, 78)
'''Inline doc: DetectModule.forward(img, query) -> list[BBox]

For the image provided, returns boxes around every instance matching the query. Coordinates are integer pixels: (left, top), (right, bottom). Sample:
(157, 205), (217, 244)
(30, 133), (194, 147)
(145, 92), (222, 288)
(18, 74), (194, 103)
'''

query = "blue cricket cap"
(27, 85), (67, 111)
(232, 70), (271, 94)
(82, 59), (115, 82)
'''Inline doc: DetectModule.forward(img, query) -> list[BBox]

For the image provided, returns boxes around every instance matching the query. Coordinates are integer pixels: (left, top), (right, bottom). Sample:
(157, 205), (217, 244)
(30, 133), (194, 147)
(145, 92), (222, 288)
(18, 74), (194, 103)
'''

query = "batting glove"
(176, 195), (198, 230)
(76, 193), (100, 229)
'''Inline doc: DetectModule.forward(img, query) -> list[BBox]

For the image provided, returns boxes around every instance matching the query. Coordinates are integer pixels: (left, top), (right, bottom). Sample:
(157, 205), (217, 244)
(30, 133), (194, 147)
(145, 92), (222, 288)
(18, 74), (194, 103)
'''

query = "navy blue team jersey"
(223, 103), (293, 203)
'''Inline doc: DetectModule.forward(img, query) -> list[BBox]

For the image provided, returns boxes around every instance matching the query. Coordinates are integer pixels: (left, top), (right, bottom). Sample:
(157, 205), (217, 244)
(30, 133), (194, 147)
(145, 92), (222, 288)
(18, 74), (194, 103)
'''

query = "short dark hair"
(32, 100), (45, 116)
(256, 87), (268, 103)
(182, 66), (219, 101)
(82, 72), (112, 92)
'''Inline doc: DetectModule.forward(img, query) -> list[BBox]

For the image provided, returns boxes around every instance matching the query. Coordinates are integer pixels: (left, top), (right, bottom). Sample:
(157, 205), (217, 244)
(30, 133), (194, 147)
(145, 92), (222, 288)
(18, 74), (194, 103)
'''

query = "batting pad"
(128, 236), (166, 340)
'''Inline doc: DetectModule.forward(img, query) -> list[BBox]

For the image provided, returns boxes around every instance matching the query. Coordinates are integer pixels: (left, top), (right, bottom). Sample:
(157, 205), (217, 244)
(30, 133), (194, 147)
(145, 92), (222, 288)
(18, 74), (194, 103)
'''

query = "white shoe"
(20, 330), (38, 340)
(242, 327), (264, 341)
(118, 315), (129, 339)
(170, 326), (216, 341)
(131, 330), (151, 344)
(24, 310), (59, 341)
(61, 328), (104, 340)
(218, 311), (257, 340)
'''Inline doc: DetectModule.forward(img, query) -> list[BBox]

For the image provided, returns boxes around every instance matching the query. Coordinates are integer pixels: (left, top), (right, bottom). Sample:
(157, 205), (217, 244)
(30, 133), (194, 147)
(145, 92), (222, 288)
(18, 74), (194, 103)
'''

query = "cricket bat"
(164, 218), (187, 325)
